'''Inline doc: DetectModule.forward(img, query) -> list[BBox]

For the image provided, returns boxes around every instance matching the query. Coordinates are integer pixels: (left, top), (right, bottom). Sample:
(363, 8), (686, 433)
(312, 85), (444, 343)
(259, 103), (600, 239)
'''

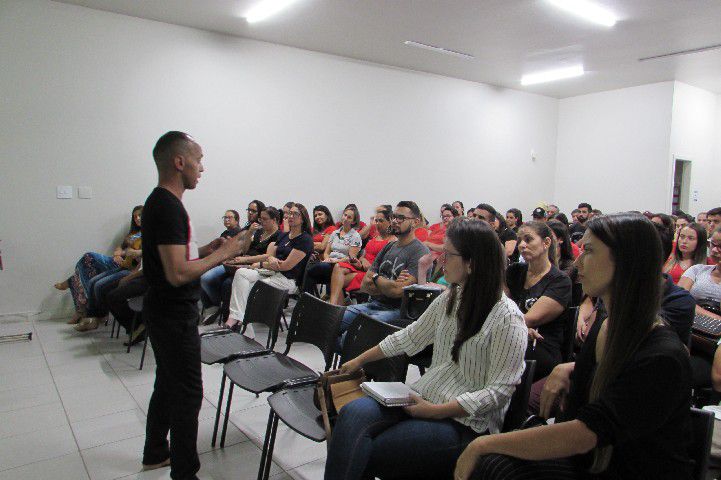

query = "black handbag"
(399, 285), (443, 322)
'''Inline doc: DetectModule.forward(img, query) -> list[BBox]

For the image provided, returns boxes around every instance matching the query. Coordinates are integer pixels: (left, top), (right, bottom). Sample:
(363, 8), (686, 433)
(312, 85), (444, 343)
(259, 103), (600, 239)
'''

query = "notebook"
(361, 382), (416, 407)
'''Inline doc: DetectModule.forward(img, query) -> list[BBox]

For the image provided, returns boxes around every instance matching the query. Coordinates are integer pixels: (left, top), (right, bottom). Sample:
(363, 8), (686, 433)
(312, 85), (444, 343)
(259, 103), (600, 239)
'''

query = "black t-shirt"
(221, 226), (242, 239)
(659, 273), (695, 346)
(506, 262), (572, 353)
(564, 320), (692, 478)
(569, 222), (586, 244)
(141, 187), (200, 317)
(247, 230), (280, 257)
(498, 227), (519, 263)
(274, 231), (313, 283)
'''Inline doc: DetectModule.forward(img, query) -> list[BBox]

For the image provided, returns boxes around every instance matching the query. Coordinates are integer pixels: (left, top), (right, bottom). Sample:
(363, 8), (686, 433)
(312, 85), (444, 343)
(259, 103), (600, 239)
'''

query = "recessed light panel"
(548, 0), (617, 27)
(521, 65), (584, 85)
(244, 0), (299, 24)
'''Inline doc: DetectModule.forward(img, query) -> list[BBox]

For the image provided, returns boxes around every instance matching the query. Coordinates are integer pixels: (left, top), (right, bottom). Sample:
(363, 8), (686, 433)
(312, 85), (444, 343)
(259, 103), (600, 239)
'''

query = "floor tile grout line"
(33, 316), (97, 480)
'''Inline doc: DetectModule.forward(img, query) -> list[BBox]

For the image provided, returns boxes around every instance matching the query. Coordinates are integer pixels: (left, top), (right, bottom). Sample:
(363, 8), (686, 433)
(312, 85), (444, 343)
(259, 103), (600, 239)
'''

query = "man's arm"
(158, 233), (242, 287)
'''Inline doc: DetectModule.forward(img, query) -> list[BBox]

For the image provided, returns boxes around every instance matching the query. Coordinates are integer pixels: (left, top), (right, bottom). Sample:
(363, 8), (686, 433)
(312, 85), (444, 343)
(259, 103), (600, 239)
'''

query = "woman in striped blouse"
(324, 217), (528, 480)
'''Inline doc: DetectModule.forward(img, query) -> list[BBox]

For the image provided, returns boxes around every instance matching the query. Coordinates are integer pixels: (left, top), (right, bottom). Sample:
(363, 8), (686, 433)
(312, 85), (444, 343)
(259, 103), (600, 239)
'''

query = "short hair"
(571, 208), (581, 215)
(441, 203), (460, 217)
(263, 206), (281, 223)
(152, 131), (193, 165)
(476, 203), (497, 217)
(578, 202), (592, 211)
(381, 204), (393, 212)
(548, 204), (559, 211)
(396, 201), (421, 219)
(591, 209), (603, 216)
(708, 207), (721, 217)
(227, 209), (240, 222)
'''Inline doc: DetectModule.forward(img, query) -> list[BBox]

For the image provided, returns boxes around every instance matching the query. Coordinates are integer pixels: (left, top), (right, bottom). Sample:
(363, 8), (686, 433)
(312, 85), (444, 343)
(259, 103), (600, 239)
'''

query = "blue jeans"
(200, 265), (228, 307)
(338, 300), (402, 351)
(324, 396), (478, 480)
(87, 269), (129, 316)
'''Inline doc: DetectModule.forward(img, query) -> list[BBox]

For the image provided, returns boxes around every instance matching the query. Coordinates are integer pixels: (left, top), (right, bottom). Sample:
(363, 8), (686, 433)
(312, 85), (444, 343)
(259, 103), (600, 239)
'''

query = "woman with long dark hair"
(548, 219), (577, 283)
(506, 221), (572, 381)
(312, 205), (336, 253)
(225, 203), (314, 329)
(55, 205), (144, 327)
(324, 218), (528, 480)
(455, 213), (692, 480)
(664, 223), (707, 284)
(506, 208), (523, 232)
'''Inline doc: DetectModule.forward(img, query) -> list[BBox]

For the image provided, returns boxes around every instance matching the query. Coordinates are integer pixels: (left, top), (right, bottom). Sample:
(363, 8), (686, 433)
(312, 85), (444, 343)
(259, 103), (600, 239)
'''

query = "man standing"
(569, 202), (592, 243)
(141, 131), (241, 479)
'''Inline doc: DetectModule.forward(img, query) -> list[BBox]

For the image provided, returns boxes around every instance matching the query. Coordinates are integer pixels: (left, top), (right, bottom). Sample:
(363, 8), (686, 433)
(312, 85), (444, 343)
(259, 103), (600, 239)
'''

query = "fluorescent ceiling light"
(404, 41), (474, 60)
(521, 65), (584, 85)
(548, 0), (617, 27)
(244, 0), (299, 23)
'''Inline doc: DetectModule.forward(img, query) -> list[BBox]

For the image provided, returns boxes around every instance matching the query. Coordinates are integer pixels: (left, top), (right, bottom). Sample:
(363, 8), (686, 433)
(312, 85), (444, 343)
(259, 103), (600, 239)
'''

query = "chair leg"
(115, 320), (121, 338)
(211, 373), (227, 448)
(258, 410), (279, 480)
(220, 382), (234, 448)
(127, 312), (137, 354)
(139, 331), (149, 370)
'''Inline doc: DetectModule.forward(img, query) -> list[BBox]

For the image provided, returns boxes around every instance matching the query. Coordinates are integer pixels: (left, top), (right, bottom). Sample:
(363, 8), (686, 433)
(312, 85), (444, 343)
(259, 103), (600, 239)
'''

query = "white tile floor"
(0, 310), (343, 480)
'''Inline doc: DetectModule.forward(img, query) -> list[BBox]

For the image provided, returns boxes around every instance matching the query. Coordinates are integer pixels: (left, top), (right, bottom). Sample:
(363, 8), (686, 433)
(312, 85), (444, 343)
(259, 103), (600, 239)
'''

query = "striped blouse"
(378, 290), (528, 434)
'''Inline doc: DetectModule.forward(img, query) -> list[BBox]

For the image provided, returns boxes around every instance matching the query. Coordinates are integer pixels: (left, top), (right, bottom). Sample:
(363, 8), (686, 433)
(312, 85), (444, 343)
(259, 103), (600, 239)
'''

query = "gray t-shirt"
(370, 239), (430, 307)
(327, 228), (362, 260)
(681, 264), (721, 303)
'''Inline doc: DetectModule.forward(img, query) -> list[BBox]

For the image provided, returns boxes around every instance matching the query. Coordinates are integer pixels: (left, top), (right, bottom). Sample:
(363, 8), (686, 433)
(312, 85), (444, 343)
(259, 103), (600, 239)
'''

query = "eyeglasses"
(441, 250), (463, 261)
(286, 211), (301, 218)
(390, 214), (416, 222)
(221, 216), (234, 221)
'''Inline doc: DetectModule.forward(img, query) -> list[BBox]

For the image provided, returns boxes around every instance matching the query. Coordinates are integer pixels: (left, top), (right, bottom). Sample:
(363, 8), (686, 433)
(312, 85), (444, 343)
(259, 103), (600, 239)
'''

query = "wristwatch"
(372, 273), (380, 285)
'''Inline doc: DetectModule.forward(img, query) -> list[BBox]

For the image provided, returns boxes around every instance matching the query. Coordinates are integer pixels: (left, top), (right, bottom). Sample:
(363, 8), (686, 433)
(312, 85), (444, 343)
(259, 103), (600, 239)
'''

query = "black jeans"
(106, 277), (148, 333)
(304, 261), (334, 294)
(143, 311), (203, 480)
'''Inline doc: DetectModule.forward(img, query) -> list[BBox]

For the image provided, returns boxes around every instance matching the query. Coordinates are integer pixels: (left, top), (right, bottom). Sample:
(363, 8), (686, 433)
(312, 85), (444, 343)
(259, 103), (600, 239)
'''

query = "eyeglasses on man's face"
(390, 214), (416, 223)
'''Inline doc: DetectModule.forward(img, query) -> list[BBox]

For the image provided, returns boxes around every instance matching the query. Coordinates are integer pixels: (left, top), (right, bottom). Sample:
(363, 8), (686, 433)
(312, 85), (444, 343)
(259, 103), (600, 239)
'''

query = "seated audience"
(280, 201), (294, 232)
(506, 221), (572, 381)
(455, 213), (692, 480)
(304, 207), (363, 294)
(312, 205), (336, 253)
(327, 209), (396, 305)
(531, 207), (546, 222)
(674, 211), (693, 232)
(505, 208), (523, 233)
(651, 212), (675, 239)
(467, 208), (475, 218)
(697, 211), (708, 231)
(55, 205), (143, 328)
(663, 223), (707, 284)
(547, 204), (559, 217)
(452, 200), (465, 217)
(569, 202), (591, 243)
(324, 218), (528, 480)
(225, 203), (313, 329)
(425, 204), (458, 259)
(475, 204), (517, 260)
(337, 201), (430, 335)
(199, 206), (257, 307)
(547, 220), (578, 284)
(358, 204), (393, 242)
(106, 267), (149, 344)
(570, 208), (581, 225)
(708, 207), (721, 236)
(679, 226), (721, 321)
(590, 208), (603, 218)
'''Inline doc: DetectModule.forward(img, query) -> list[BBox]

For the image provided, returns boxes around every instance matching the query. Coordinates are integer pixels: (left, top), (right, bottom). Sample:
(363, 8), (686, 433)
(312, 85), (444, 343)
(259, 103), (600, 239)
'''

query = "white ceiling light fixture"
(548, 0), (617, 27)
(521, 65), (585, 85)
(404, 40), (474, 60)
(244, 0), (299, 24)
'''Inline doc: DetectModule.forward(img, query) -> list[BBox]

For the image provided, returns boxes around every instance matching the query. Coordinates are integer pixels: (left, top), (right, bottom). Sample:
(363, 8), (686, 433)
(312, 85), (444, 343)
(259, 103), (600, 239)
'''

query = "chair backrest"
(690, 407), (714, 480)
(341, 313), (409, 382)
(285, 293), (345, 370)
(561, 308), (578, 363)
(502, 359), (536, 432)
(240, 281), (289, 350)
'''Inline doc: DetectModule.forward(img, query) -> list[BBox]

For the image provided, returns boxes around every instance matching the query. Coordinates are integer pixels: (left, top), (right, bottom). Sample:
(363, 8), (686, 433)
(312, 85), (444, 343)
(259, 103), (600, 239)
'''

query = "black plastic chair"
(561, 307), (578, 363)
(256, 314), (409, 480)
(201, 281), (289, 448)
(690, 407), (714, 480)
(127, 296), (150, 370)
(501, 359), (536, 432)
(218, 293), (345, 447)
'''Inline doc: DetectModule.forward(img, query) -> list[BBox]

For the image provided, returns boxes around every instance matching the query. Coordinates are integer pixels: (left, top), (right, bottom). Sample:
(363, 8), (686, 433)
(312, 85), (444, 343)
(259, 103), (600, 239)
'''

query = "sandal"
(74, 317), (99, 332)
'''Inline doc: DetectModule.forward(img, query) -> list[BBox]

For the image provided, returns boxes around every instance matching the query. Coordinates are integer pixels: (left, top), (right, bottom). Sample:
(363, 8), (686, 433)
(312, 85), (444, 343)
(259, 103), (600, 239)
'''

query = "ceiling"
(54, 0), (721, 98)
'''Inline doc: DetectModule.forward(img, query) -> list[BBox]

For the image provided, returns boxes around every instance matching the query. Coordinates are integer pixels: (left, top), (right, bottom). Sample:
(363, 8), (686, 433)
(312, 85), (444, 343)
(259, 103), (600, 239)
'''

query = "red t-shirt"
(571, 242), (581, 259)
(312, 225), (336, 243)
(415, 227), (429, 242)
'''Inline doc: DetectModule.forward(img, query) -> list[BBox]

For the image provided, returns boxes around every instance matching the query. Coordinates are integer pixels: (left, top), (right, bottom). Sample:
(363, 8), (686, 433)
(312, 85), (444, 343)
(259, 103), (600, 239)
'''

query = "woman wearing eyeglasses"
(324, 218), (527, 480)
(454, 213), (692, 480)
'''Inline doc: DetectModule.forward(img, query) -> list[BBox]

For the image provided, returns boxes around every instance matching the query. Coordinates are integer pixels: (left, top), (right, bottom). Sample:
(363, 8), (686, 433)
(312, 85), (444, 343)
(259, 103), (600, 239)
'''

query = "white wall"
(0, 0), (559, 316)
(669, 82), (719, 217)
(554, 82), (676, 215)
